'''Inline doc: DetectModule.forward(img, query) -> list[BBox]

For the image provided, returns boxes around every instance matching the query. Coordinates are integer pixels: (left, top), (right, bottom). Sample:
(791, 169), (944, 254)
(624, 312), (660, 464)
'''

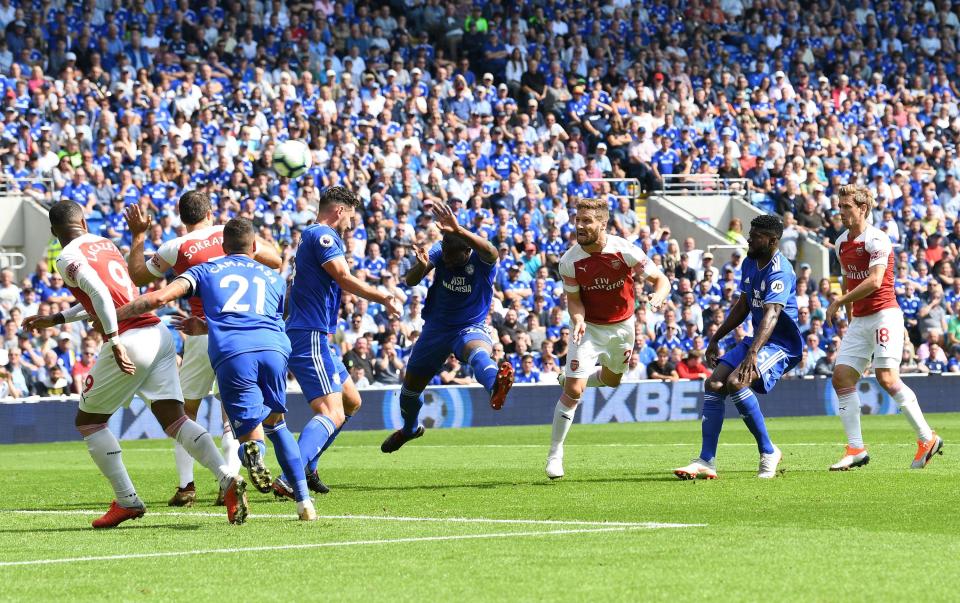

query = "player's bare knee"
(343, 393), (361, 416)
(183, 399), (201, 421)
(725, 374), (747, 393)
(874, 370), (899, 392)
(705, 379), (725, 395)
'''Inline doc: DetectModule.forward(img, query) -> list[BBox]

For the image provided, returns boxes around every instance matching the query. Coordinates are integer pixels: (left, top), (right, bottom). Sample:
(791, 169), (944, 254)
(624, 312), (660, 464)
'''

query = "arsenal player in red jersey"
(545, 198), (671, 479)
(826, 185), (943, 471)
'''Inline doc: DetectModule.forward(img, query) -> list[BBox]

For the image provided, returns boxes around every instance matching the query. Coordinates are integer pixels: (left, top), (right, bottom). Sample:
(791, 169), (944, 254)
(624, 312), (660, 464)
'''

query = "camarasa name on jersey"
(207, 257), (281, 285)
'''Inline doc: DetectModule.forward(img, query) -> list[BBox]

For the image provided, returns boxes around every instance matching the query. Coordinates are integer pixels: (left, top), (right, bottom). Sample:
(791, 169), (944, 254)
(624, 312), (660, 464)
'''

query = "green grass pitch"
(0, 413), (957, 602)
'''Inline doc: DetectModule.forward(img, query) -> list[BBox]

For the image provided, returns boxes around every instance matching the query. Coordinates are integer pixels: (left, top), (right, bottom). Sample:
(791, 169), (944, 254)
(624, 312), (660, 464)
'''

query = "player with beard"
(545, 198), (671, 479)
(674, 215), (801, 480)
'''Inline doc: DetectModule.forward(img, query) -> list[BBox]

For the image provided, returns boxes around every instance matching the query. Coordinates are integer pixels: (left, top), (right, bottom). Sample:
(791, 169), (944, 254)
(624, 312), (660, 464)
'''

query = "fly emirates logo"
(584, 276), (625, 292)
(846, 265), (870, 280)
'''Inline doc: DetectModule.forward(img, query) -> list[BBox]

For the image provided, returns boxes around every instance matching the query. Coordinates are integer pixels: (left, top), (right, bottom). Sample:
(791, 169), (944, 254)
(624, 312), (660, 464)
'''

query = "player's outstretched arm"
(115, 278), (192, 323)
(826, 264), (883, 326)
(23, 303), (90, 331)
(324, 256), (403, 317)
(253, 236), (283, 269)
(125, 205), (167, 286)
(432, 202), (498, 263)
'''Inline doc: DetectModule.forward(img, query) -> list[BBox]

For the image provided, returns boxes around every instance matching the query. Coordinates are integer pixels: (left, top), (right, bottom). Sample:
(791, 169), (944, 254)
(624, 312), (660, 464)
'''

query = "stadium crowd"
(3, 0), (960, 397)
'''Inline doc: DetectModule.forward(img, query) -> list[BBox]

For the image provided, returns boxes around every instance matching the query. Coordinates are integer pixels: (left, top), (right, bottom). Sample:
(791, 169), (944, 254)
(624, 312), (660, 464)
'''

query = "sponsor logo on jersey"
(584, 276), (626, 292)
(571, 359), (579, 371)
(770, 280), (784, 293)
(442, 276), (472, 294)
(611, 259), (622, 270)
(465, 264), (474, 275)
(761, 280), (766, 292)
(65, 260), (81, 282)
(319, 234), (335, 247)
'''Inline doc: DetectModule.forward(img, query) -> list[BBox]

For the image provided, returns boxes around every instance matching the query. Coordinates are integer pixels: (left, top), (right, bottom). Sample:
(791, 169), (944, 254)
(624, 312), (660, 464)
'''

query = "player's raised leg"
(462, 336), (514, 410)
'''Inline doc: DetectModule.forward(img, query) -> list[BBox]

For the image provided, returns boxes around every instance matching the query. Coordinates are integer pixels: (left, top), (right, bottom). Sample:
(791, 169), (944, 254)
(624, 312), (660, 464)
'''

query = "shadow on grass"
(0, 523), (203, 534)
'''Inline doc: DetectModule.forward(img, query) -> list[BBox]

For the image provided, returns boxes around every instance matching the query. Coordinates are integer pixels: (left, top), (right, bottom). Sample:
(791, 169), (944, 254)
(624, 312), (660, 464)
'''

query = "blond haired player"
(826, 184), (943, 470)
(546, 198), (671, 479)
(23, 201), (248, 527)
(125, 192), (281, 505)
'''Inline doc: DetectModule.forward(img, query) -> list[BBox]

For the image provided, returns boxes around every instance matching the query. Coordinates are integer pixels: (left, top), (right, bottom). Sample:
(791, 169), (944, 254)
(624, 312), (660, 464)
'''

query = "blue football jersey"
(286, 224), (344, 334)
(180, 256), (290, 369)
(422, 243), (496, 329)
(738, 252), (803, 355)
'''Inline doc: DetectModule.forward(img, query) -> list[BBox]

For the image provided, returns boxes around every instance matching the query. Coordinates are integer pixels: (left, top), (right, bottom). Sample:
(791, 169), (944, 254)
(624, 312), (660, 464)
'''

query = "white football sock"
(835, 387), (864, 449)
(221, 421), (242, 475)
(83, 426), (142, 509)
(173, 441), (195, 488)
(169, 418), (234, 489)
(549, 397), (578, 458)
(891, 383), (933, 442)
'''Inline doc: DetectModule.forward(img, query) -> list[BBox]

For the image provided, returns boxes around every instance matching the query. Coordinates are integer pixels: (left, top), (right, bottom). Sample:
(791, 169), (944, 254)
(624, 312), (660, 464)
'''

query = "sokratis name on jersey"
(183, 234), (224, 259)
(209, 258), (281, 284)
(442, 275), (472, 294)
(583, 275), (626, 292)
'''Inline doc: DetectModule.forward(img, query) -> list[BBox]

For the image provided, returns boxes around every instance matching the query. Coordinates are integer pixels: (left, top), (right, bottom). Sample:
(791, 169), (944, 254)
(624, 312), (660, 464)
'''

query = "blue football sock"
(295, 414), (336, 475)
(731, 387), (775, 455)
(305, 414), (352, 473)
(265, 421), (309, 502)
(399, 385), (423, 435)
(237, 439), (267, 466)
(699, 392), (725, 462)
(467, 347), (499, 393)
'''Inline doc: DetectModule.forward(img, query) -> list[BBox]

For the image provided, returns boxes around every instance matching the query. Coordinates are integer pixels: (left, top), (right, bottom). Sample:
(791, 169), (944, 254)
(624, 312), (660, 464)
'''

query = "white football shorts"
(565, 317), (636, 378)
(79, 324), (184, 414)
(836, 307), (904, 375)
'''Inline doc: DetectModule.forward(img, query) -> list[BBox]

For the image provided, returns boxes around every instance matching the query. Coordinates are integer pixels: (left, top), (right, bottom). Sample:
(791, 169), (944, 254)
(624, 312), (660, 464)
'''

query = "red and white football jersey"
(57, 233), (160, 335)
(559, 235), (661, 325)
(147, 225), (226, 318)
(836, 224), (897, 317)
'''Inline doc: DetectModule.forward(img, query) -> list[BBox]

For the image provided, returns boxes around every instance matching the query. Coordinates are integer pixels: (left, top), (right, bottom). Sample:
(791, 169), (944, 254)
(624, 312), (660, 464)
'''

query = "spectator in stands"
(813, 343), (838, 377)
(343, 338), (375, 382)
(646, 346), (679, 382)
(5, 348), (32, 396)
(676, 349), (710, 380)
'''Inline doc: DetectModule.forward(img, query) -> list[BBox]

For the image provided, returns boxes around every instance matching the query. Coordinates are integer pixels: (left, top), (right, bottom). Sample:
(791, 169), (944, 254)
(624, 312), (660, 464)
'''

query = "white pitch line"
(110, 442), (918, 452)
(0, 526), (669, 568)
(3, 509), (705, 529)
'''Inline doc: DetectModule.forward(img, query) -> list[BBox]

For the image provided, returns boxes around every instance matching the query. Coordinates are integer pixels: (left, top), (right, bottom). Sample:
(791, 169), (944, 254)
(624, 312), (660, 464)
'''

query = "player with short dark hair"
(674, 214), (802, 480)
(273, 186), (402, 498)
(380, 202), (514, 453)
(115, 218), (316, 520)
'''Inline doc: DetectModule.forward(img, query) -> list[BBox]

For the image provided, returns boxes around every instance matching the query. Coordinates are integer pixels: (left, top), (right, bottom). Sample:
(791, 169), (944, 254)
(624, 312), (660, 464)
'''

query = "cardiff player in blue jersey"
(116, 218), (316, 521)
(674, 215), (802, 480)
(274, 186), (403, 498)
(381, 202), (514, 453)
